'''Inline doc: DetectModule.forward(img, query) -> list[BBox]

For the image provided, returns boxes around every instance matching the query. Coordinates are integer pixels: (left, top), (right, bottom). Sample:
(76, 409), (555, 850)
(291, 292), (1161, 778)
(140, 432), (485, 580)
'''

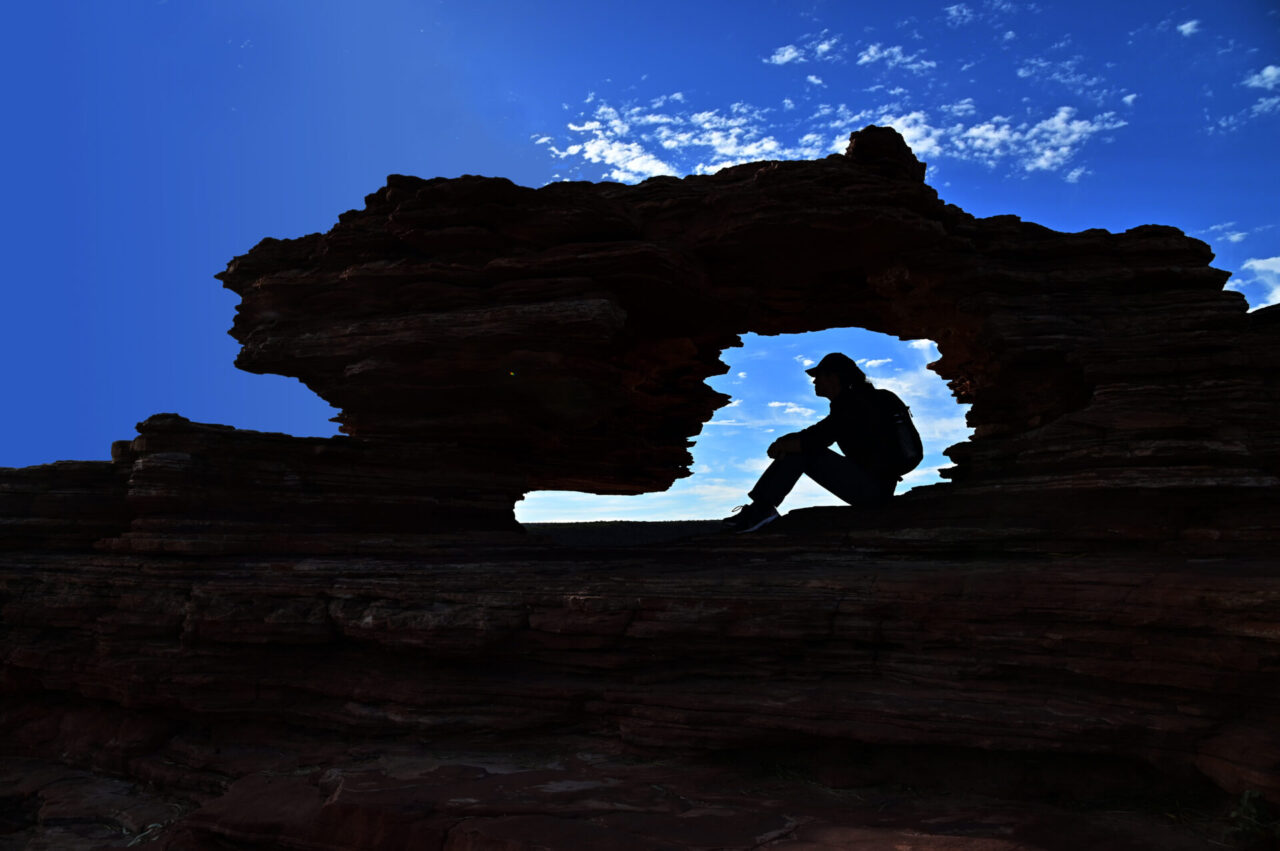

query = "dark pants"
(748, 447), (895, 509)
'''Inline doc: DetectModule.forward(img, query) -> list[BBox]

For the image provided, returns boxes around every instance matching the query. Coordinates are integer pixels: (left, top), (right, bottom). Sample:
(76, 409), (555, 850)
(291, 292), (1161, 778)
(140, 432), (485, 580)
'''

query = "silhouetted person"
(722, 353), (904, 533)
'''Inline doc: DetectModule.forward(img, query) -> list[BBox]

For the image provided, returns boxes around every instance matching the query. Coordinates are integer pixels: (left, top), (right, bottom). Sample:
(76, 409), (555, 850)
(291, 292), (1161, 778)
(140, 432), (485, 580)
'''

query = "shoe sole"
(733, 512), (779, 534)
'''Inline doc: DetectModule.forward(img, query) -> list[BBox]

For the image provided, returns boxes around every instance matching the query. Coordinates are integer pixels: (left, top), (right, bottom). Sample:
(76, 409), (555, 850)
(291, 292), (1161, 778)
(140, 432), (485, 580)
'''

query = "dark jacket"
(796, 385), (901, 480)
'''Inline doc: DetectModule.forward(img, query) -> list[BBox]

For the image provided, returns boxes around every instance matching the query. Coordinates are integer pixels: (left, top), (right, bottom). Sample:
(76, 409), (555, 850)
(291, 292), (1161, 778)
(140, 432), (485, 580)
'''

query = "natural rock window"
(515, 327), (973, 523)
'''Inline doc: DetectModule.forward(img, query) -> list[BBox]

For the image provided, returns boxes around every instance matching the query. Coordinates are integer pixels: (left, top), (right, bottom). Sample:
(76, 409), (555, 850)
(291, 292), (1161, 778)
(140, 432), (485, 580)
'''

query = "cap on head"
(805, 352), (866, 385)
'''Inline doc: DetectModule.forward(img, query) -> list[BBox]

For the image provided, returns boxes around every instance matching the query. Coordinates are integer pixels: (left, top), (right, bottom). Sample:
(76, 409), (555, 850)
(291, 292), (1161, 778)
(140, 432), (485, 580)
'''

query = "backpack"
(877, 390), (924, 478)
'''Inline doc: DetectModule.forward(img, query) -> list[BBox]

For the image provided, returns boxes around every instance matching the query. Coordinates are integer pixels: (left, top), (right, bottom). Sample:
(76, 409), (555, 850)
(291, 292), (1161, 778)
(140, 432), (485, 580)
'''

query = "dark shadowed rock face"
(3, 127), (1279, 847)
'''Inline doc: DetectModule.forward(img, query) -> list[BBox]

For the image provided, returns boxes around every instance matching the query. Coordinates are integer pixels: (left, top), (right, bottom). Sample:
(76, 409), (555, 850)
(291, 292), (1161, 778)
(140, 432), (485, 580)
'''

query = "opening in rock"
(516, 327), (972, 524)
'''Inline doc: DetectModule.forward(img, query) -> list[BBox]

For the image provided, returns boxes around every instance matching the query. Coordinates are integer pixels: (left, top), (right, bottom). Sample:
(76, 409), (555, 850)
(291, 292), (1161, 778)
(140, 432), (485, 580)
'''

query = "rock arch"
(217, 126), (1278, 537)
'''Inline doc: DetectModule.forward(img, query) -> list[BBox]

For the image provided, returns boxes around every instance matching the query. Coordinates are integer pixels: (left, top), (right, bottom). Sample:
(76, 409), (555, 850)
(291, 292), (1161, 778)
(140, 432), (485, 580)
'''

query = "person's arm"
(797, 414), (839, 452)
(767, 412), (838, 458)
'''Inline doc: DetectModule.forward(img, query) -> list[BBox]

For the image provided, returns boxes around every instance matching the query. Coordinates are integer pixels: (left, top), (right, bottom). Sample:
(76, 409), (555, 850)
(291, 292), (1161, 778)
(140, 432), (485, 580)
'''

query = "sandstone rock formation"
(2, 127), (1278, 848)
(216, 125), (1279, 543)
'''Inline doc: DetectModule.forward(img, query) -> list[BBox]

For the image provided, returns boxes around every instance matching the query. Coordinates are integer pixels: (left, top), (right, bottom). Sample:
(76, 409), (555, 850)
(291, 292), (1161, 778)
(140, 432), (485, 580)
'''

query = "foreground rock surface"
(0, 740), (1243, 850)
(2, 529), (1278, 847)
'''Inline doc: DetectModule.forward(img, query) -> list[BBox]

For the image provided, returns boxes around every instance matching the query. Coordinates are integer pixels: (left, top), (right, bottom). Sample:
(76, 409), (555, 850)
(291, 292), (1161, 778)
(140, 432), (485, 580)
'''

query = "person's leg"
(727, 447), (890, 532)
(750, 447), (889, 509)
(799, 447), (891, 507)
(747, 453), (806, 509)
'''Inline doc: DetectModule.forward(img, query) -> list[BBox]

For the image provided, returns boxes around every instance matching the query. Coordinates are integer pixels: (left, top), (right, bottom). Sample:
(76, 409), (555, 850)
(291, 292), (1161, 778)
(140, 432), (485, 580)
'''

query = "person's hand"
(767, 436), (802, 459)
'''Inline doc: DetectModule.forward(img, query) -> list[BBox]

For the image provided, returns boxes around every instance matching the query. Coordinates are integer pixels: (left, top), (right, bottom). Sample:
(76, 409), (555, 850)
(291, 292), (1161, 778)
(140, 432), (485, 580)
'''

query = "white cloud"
(768, 401), (819, 419)
(806, 74), (825, 86)
(942, 97), (977, 117)
(1020, 106), (1126, 172)
(944, 3), (975, 26)
(1065, 166), (1088, 183)
(542, 85), (1127, 185)
(1003, 31), (1016, 41)
(1245, 65), (1280, 90)
(1122, 93), (1138, 106)
(763, 31), (845, 66)
(574, 137), (675, 182)
(957, 116), (1017, 161)
(1176, 19), (1201, 37)
(794, 355), (816, 367)
(737, 372), (748, 379)
(1241, 257), (1280, 309)
(859, 358), (893, 367)
(783, 98), (796, 110)
(856, 43), (937, 74)
(1206, 222), (1248, 244)
(765, 44), (804, 65)
(813, 35), (841, 57)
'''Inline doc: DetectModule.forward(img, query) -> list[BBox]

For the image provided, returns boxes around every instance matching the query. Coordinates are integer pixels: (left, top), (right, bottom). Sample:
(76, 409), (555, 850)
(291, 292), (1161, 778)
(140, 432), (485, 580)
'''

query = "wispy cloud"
(1015, 55), (1114, 103)
(1206, 222), (1249, 243)
(944, 3), (975, 27)
(1254, 97), (1280, 116)
(543, 90), (1123, 184)
(1207, 71), (1280, 133)
(1177, 19), (1201, 37)
(767, 401), (819, 419)
(941, 97), (977, 117)
(763, 30), (845, 65)
(904, 105), (1125, 176)
(856, 43), (937, 74)
(1019, 107), (1126, 172)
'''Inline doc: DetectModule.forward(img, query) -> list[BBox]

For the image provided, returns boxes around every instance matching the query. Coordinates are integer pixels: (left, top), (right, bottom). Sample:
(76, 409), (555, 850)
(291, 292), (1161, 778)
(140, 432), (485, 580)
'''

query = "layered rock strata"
(3, 537), (1277, 847)
(217, 126), (1279, 537)
(95, 413), (523, 556)
(0, 459), (130, 552)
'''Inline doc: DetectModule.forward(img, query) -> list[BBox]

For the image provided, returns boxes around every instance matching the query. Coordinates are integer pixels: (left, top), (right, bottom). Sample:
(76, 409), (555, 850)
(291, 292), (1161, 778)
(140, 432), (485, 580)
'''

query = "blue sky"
(2, 1), (1276, 522)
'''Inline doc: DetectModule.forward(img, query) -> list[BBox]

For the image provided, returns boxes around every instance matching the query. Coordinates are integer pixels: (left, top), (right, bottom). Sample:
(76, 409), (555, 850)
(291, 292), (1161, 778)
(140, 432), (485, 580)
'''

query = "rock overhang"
(214, 126), (1273, 522)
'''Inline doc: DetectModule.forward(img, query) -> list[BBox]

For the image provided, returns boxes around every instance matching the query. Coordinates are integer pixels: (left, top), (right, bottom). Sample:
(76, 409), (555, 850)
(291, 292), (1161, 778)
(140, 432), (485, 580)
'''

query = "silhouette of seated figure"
(722, 353), (905, 533)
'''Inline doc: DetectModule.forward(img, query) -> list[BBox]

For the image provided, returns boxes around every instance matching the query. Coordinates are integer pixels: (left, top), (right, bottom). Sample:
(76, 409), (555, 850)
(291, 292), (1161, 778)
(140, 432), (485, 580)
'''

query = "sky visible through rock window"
(1, 1), (1276, 522)
(517, 329), (971, 522)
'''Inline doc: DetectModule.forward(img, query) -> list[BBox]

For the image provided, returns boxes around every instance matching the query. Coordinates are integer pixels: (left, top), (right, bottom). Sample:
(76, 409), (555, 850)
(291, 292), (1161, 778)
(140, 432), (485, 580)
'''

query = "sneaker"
(721, 502), (780, 533)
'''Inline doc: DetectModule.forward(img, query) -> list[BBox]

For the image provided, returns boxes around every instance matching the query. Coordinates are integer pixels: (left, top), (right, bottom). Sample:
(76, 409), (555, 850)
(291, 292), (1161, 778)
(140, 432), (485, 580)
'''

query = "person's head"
(805, 352), (870, 399)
